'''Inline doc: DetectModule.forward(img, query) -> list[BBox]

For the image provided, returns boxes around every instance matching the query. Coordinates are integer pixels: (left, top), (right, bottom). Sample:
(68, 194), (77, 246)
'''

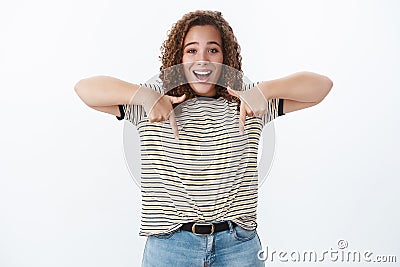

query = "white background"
(1, 0), (399, 266)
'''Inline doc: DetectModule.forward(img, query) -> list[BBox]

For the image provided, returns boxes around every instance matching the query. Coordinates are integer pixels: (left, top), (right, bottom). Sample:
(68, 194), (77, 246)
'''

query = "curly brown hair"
(159, 10), (243, 110)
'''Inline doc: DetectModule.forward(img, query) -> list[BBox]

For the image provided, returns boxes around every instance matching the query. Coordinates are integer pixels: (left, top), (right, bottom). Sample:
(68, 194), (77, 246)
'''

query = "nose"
(195, 61), (209, 68)
(195, 50), (210, 65)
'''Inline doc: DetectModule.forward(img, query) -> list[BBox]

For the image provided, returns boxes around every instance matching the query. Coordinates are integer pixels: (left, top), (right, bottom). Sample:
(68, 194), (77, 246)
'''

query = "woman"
(74, 10), (332, 267)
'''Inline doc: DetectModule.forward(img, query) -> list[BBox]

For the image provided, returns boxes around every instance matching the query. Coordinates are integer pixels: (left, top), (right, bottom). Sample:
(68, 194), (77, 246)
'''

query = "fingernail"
(175, 136), (179, 140)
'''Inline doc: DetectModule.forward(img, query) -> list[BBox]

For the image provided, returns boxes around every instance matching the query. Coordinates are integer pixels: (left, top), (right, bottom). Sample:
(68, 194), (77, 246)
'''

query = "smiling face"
(182, 25), (224, 97)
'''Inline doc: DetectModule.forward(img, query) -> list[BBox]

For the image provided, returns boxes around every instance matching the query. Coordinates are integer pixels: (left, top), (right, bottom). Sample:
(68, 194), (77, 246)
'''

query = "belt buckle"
(191, 222), (215, 236)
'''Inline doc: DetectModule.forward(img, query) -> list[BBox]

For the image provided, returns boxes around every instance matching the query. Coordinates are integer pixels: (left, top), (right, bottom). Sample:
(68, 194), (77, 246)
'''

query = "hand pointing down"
(137, 86), (186, 140)
(227, 85), (268, 135)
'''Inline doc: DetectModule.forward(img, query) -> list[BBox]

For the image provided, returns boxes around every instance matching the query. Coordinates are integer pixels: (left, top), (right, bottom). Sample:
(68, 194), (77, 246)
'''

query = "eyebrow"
(183, 41), (221, 48)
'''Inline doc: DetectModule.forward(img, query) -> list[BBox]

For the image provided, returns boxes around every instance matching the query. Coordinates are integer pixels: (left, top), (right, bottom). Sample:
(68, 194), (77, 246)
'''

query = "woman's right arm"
(74, 75), (149, 117)
(74, 75), (187, 138)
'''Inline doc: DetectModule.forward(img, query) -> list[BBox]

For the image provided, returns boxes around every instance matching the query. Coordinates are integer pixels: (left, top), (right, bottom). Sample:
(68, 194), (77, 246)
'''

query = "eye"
(208, 48), (219, 53)
(186, 49), (196, 54)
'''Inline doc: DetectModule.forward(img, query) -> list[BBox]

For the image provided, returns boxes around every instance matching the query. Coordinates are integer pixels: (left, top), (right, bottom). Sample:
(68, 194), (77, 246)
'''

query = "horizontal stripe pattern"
(120, 82), (281, 236)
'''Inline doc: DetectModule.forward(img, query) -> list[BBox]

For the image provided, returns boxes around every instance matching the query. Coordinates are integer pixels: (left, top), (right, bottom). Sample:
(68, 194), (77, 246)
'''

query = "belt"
(180, 221), (236, 236)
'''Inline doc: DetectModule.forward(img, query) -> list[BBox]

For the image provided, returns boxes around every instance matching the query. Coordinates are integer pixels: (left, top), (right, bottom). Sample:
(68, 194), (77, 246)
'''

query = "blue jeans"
(141, 221), (265, 267)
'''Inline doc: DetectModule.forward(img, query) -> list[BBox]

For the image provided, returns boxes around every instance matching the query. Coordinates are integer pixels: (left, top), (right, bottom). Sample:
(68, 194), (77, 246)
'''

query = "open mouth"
(192, 70), (212, 81)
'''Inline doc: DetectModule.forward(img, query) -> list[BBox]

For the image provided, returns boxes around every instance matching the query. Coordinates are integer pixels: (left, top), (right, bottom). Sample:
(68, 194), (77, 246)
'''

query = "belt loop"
(227, 220), (234, 233)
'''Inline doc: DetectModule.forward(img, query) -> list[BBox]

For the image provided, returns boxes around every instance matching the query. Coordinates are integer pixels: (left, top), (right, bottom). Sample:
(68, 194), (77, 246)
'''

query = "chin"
(190, 83), (216, 96)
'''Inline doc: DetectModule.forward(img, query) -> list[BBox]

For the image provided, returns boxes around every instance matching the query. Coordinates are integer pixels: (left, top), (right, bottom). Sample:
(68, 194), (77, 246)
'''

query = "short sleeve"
(115, 83), (163, 126)
(115, 102), (146, 126)
(261, 98), (285, 126)
(278, 98), (285, 116)
(243, 82), (285, 126)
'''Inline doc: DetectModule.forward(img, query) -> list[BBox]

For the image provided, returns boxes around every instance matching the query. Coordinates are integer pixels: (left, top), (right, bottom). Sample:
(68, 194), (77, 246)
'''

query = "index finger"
(239, 101), (246, 135)
(169, 110), (180, 140)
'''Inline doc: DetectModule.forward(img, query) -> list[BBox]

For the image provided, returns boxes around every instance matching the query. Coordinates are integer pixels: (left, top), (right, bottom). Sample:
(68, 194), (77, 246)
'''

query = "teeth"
(193, 70), (211, 75)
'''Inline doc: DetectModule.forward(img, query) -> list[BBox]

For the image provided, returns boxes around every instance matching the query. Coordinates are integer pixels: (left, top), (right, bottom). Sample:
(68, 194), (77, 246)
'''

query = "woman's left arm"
(258, 71), (333, 114)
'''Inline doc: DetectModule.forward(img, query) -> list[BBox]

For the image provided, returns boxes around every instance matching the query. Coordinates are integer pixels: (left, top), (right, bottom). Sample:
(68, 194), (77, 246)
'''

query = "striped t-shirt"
(116, 83), (285, 236)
